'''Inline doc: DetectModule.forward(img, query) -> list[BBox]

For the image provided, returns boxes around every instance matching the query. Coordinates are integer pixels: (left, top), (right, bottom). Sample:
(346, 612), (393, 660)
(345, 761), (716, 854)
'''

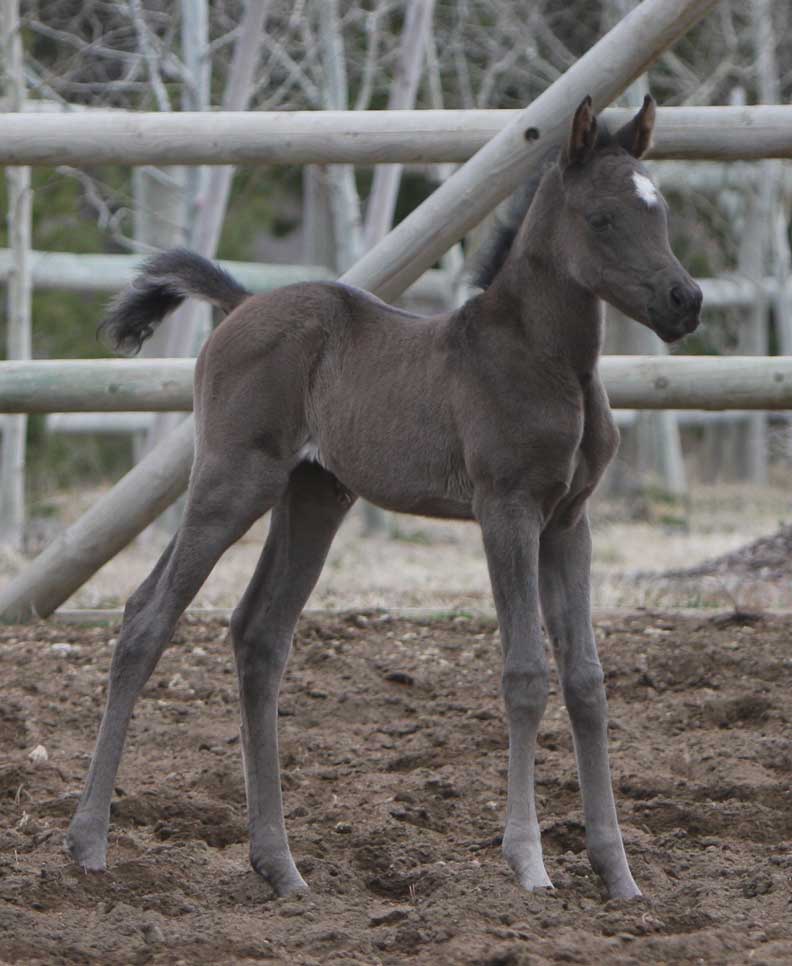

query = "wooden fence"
(1, 248), (788, 311)
(1, 106), (792, 166)
(3, 357), (792, 414)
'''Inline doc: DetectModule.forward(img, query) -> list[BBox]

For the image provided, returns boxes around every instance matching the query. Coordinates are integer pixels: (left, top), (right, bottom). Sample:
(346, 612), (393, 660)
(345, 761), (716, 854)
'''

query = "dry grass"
(4, 482), (789, 614)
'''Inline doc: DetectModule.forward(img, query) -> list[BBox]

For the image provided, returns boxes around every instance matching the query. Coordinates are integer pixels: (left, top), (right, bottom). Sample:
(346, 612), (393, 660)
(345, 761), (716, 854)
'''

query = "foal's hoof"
(503, 838), (554, 892)
(251, 855), (308, 897)
(507, 855), (554, 891)
(277, 875), (309, 897)
(65, 816), (108, 872)
(606, 877), (642, 901)
(518, 871), (555, 892)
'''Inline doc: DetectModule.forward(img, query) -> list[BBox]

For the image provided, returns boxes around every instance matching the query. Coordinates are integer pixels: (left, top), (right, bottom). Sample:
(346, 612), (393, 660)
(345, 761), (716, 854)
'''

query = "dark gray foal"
(66, 95), (701, 899)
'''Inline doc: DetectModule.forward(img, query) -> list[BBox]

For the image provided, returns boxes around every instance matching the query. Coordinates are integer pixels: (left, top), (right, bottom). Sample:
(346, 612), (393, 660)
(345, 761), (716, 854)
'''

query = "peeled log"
(3, 356), (791, 414)
(0, 105), (790, 166)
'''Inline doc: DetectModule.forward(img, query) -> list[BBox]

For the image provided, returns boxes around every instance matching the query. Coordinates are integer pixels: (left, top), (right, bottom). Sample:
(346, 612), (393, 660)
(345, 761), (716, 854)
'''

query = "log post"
(0, 0), (32, 551)
(0, 0), (720, 621)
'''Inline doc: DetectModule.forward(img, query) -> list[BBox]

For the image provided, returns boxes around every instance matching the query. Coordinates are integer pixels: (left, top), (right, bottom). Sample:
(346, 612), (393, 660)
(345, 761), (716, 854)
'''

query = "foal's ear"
(616, 94), (656, 159)
(562, 95), (598, 168)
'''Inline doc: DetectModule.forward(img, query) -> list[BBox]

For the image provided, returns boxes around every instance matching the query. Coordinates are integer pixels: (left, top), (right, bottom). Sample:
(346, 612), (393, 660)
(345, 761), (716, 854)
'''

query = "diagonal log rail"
(2, 357), (792, 413)
(0, 0), (719, 622)
(1, 106), (792, 166)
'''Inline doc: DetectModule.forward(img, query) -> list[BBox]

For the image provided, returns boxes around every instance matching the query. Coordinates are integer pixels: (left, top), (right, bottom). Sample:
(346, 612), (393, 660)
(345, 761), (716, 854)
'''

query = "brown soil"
(1, 611), (791, 965)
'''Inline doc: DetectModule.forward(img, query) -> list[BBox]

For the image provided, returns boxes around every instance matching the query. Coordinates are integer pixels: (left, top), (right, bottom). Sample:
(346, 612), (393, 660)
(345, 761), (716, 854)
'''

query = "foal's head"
(553, 95), (701, 343)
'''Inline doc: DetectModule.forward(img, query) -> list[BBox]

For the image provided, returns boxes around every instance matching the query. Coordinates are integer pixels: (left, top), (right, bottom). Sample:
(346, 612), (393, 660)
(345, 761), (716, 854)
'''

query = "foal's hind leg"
(229, 462), (353, 895)
(66, 451), (289, 871)
(539, 514), (640, 899)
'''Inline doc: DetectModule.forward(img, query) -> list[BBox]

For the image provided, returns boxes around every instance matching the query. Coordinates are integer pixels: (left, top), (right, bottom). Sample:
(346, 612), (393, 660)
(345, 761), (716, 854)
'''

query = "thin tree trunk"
(424, 13), (467, 308)
(774, 207), (792, 356)
(752, 0), (792, 464)
(1, 0), (32, 550)
(319, 0), (384, 533)
(302, 165), (335, 269)
(145, 0), (269, 471)
(318, 0), (364, 273)
(739, 2), (783, 484)
(321, 0), (436, 534)
(733, 188), (770, 484)
(182, 0), (211, 236)
(180, 0), (213, 351)
(133, 162), (188, 466)
(363, 0), (436, 247)
(142, 0), (213, 531)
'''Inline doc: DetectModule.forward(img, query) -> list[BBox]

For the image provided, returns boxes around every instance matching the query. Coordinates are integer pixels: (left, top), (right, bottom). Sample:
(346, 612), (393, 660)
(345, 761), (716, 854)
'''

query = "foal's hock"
(66, 96), (701, 899)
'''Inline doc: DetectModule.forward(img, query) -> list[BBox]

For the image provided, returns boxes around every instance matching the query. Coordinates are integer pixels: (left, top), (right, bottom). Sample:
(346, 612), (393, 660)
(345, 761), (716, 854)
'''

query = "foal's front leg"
(539, 514), (640, 899)
(477, 493), (552, 890)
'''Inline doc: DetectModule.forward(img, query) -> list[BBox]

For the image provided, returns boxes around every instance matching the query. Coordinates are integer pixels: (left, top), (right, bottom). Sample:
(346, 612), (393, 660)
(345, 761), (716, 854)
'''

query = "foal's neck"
(483, 176), (604, 376)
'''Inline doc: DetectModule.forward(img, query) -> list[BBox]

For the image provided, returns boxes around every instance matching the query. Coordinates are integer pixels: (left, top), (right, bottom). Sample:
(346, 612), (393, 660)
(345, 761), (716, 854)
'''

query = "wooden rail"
(0, 106), (791, 166)
(0, 248), (783, 311)
(0, 360), (195, 412)
(0, 249), (450, 302)
(2, 357), (792, 413)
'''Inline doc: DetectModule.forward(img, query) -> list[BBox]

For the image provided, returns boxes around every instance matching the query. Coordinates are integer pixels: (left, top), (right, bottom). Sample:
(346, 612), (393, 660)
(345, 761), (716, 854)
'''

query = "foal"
(66, 95), (701, 899)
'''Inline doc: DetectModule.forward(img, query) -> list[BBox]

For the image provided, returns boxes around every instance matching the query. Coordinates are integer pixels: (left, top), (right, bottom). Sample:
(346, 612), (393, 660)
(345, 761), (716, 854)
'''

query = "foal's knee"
(109, 609), (169, 686)
(122, 583), (151, 625)
(230, 609), (290, 686)
(502, 659), (550, 726)
(562, 662), (606, 722)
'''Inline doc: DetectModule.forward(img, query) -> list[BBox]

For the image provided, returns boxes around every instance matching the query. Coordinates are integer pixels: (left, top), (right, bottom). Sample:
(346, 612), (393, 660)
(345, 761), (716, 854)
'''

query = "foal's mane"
(471, 125), (617, 290)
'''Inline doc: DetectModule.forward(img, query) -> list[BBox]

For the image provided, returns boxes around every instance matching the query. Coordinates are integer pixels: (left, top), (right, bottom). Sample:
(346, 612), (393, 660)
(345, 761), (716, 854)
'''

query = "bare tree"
(139, 0), (272, 532)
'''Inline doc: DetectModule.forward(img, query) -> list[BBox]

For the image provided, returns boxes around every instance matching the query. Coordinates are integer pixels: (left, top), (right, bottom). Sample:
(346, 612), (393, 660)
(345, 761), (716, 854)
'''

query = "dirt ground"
(1, 610), (791, 965)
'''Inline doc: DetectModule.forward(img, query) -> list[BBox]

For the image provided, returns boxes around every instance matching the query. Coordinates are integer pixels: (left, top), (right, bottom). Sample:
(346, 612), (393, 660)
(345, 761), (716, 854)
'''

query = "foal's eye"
(587, 212), (614, 232)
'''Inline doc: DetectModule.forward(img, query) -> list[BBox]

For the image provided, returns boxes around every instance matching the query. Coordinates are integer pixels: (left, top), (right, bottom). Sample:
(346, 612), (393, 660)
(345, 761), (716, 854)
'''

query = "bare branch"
(127, 0), (171, 111)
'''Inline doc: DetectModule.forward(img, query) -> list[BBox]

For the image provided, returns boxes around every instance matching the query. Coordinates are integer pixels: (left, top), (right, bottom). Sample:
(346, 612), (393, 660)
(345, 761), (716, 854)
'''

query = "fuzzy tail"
(99, 248), (251, 354)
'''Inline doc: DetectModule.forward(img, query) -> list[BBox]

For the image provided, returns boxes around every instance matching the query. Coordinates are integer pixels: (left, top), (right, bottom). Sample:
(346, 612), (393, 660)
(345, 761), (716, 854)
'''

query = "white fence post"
(0, 0), (32, 551)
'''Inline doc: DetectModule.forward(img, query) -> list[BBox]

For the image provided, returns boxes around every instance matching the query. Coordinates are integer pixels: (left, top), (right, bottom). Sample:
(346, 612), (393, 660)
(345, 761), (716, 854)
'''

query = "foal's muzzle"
(651, 277), (703, 343)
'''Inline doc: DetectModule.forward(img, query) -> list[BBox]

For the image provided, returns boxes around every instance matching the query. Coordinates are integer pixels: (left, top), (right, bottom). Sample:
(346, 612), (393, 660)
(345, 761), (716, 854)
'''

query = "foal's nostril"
(670, 283), (702, 315)
(670, 285), (685, 309)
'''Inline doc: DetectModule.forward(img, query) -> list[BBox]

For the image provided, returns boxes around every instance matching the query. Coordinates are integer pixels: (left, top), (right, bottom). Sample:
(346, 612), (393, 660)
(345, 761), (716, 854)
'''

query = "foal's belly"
(373, 492), (475, 521)
(335, 462), (475, 521)
(307, 436), (475, 521)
